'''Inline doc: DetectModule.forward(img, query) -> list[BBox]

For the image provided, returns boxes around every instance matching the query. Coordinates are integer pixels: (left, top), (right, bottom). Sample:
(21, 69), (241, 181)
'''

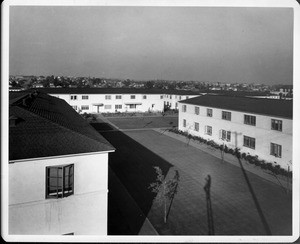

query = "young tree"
(149, 167), (180, 223)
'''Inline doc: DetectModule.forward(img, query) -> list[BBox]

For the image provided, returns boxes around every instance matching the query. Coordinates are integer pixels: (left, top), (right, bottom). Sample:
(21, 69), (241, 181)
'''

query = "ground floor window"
(129, 104), (137, 109)
(104, 105), (112, 109)
(115, 104), (122, 109)
(243, 135), (255, 149)
(205, 126), (212, 135)
(183, 119), (186, 127)
(220, 129), (231, 141)
(194, 122), (199, 132)
(72, 105), (77, 110)
(81, 105), (89, 110)
(46, 164), (74, 199)
(270, 143), (282, 158)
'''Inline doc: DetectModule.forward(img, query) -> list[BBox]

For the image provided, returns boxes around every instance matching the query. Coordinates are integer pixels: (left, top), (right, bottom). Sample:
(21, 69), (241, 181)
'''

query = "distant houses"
(9, 91), (115, 235)
(178, 95), (292, 169)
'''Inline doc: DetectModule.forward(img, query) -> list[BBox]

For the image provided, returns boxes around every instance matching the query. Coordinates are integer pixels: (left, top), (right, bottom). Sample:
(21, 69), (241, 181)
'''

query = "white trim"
(9, 150), (115, 164)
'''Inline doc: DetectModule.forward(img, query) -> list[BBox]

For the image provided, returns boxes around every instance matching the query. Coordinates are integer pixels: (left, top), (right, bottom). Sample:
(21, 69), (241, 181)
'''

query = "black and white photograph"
(2, 0), (299, 242)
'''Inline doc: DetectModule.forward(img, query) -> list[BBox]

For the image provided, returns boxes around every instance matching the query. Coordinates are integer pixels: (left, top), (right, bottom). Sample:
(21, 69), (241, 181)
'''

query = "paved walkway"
(154, 128), (292, 192)
(124, 130), (292, 235)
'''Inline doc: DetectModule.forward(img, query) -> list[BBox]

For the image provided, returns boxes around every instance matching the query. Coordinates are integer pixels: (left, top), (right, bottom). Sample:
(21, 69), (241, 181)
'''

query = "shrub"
(241, 153), (246, 159)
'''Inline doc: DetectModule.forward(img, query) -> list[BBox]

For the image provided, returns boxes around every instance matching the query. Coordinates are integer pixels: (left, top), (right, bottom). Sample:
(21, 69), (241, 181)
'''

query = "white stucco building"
(9, 91), (115, 235)
(32, 88), (199, 113)
(178, 95), (293, 169)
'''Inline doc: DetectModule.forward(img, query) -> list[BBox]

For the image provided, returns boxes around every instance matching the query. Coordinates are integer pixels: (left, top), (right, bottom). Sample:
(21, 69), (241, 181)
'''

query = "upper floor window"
(179, 96), (182, 100)
(194, 122), (199, 132)
(182, 105), (187, 112)
(270, 143), (282, 158)
(170, 95), (172, 99)
(70, 95), (77, 100)
(46, 164), (74, 199)
(244, 115), (256, 126)
(183, 119), (187, 127)
(243, 136), (255, 149)
(105, 95), (111, 100)
(207, 108), (213, 117)
(143, 95), (147, 99)
(130, 95), (136, 99)
(222, 111), (231, 121)
(81, 105), (89, 110)
(116, 95), (122, 99)
(205, 126), (212, 136)
(160, 95), (163, 99)
(220, 129), (231, 141)
(271, 119), (282, 131)
(195, 106), (200, 115)
(82, 95), (89, 100)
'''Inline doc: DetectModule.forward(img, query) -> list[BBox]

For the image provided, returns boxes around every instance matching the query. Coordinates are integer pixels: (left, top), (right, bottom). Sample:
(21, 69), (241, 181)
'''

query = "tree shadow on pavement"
(92, 124), (173, 235)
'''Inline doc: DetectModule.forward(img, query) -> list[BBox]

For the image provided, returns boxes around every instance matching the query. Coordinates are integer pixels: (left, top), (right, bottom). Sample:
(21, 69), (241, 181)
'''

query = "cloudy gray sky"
(9, 6), (293, 84)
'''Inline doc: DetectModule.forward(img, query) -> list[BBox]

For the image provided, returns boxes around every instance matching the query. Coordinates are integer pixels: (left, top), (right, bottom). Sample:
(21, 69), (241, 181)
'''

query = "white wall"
(178, 103), (292, 169)
(51, 93), (199, 113)
(9, 152), (109, 235)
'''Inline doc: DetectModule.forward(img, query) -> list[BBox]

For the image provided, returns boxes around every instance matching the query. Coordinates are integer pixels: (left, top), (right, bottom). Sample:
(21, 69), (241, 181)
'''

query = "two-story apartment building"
(178, 95), (293, 169)
(30, 88), (199, 113)
(8, 91), (115, 235)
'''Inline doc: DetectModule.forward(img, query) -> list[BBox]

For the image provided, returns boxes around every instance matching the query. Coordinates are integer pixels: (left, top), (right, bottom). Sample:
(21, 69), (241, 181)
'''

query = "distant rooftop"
(9, 91), (115, 161)
(28, 88), (200, 95)
(179, 95), (292, 119)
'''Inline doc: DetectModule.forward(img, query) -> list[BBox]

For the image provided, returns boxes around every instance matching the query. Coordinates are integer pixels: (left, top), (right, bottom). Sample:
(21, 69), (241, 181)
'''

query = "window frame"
(115, 104), (122, 109)
(194, 122), (199, 132)
(270, 143), (282, 158)
(142, 95), (147, 99)
(70, 95), (77, 100)
(82, 95), (89, 100)
(205, 125), (212, 136)
(243, 135), (255, 149)
(222, 111), (231, 121)
(130, 95), (136, 99)
(195, 106), (200, 115)
(104, 105), (112, 110)
(271, 119), (283, 131)
(207, 108), (213, 117)
(81, 105), (89, 110)
(46, 164), (74, 199)
(116, 95), (122, 99)
(182, 105), (187, 112)
(183, 119), (186, 128)
(105, 95), (111, 100)
(220, 129), (231, 141)
(244, 114), (256, 126)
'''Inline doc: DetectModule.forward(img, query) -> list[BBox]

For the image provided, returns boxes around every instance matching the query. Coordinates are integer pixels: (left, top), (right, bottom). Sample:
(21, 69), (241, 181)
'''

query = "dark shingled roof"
(28, 88), (199, 95)
(179, 95), (292, 119)
(9, 92), (115, 161)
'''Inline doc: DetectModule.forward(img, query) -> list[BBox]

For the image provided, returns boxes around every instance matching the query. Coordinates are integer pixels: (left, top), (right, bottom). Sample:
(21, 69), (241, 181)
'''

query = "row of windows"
(71, 95), (165, 100)
(182, 119), (282, 157)
(166, 95), (189, 100)
(72, 104), (140, 110)
(183, 105), (283, 131)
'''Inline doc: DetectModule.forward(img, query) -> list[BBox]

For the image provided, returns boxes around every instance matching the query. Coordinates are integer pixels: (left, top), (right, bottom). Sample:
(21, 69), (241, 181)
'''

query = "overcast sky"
(9, 6), (293, 84)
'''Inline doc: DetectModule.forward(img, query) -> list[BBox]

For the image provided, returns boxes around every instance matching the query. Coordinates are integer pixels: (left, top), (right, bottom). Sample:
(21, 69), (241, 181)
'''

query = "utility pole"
(204, 174), (214, 235)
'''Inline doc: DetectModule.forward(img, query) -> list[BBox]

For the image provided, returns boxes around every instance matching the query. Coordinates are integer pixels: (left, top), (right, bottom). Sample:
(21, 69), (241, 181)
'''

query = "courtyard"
(91, 115), (292, 235)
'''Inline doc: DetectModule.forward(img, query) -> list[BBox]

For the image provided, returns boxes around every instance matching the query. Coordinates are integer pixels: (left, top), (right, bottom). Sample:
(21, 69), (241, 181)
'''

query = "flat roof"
(27, 88), (199, 95)
(179, 95), (292, 119)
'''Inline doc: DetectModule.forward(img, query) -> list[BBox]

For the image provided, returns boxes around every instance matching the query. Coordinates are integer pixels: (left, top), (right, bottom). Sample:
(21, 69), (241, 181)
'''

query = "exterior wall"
(178, 102), (292, 169)
(9, 152), (109, 235)
(51, 93), (198, 113)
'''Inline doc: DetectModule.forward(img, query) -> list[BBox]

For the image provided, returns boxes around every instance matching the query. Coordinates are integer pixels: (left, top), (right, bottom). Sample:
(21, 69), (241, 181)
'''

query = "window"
(72, 106), (77, 110)
(143, 95), (147, 99)
(205, 126), (212, 135)
(194, 122), (199, 131)
(105, 95), (111, 100)
(104, 105), (112, 109)
(222, 111), (231, 121)
(82, 95), (89, 100)
(182, 105), (187, 112)
(195, 106), (200, 115)
(130, 95), (136, 99)
(175, 103), (178, 108)
(244, 115), (256, 126)
(116, 95), (122, 99)
(115, 104), (122, 109)
(170, 95), (172, 99)
(271, 119), (282, 131)
(270, 143), (282, 158)
(220, 130), (231, 141)
(243, 136), (255, 149)
(70, 95), (77, 100)
(46, 164), (74, 199)
(183, 119), (186, 127)
(207, 108), (213, 117)
(160, 95), (163, 99)
(81, 105), (89, 110)
(179, 96), (182, 100)
(129, 104), (136, 109)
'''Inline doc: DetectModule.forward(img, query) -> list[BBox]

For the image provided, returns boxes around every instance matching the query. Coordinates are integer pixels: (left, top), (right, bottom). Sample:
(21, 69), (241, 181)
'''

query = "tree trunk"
(164, 181), (167, 223)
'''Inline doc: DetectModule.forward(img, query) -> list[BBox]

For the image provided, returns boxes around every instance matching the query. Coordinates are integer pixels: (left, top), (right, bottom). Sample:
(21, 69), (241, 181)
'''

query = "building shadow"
(236, 156), (272, 235)
(91, 123), (173, 235)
